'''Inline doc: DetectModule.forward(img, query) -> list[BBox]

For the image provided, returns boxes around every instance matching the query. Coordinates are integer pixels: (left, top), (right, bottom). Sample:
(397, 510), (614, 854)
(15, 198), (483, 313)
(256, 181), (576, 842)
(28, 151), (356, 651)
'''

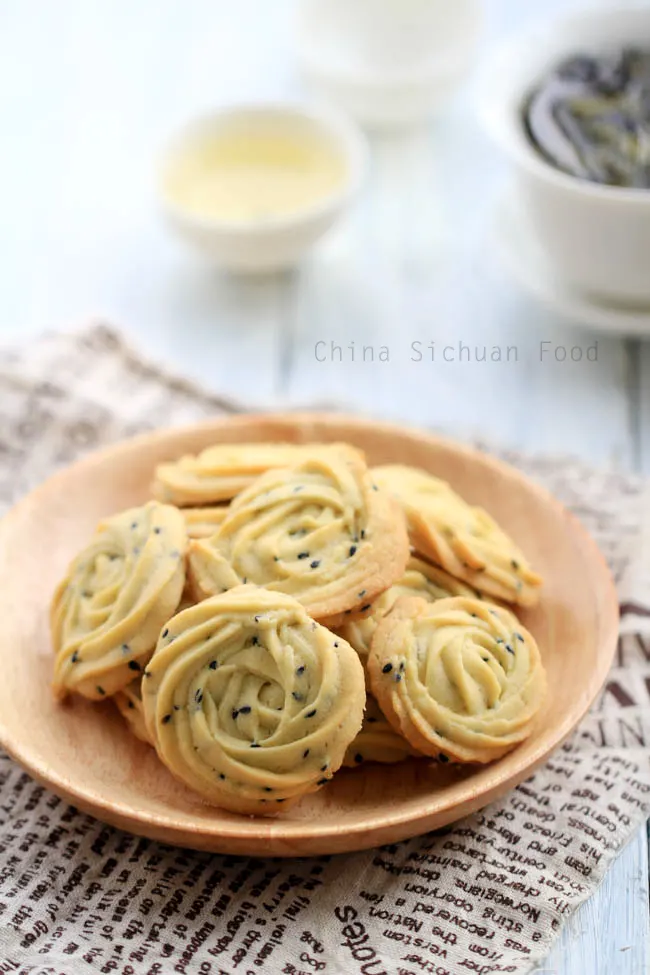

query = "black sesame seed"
(242, 577), (247, 584)
(333, 642), (339, 648)
(360, 530), (366, 539)
(344, 609), (352, 616)
(296, 665), (305, 675)
(82, 590), (91, 599)
(209, 660), (218, 670)
(173, 705), (181, 711)
(71, 652), (79, 664)
(360, 603), (372, 612)
(127, 701), (134, 710)
(273, 556), (279, 562)
(511, 559), (520, 570)
(515, 632), (524, 642)
(358, 590), (366, 598)
(400, 661), (405, 671)
(276, 798), (286, 803)
(121, 643), (129, 653)
(470, 613), (478, 618)
(162, 628), (169, 638)
(310, 560), (320, 569)
(96, 686), (106, 696)
(195, 689), (203, 704)
(372, 485), (378, 491)
(505, 644), (514, 654)
(162, 714), (172, 724)
(439, 753), (449, 763)
(394, 673), (402, 682)
(251, 742), (261, 748)
(293, 486), (303, 493)
(306, 709), (317, 718)
(303, 749), (310, 758)
(292, 692), (303, 701)
(495, 639), (504, 645)
(263, 787), (273, 793)
(354, 753), (364, 764)
(239, 705), (252, 715)
(153, 527), (162, 534)
(317, 778), (328, 786)
(232, 709), (239, 719)
(254, 615), (261, 623)
(219, 773), (226, 780)
(482, 656), (489, 662)
(130, 522), (137, 530)
(320, 764), (328, 772)
(382, 663), (393, 674)
(128, 660), (141, 672)
(297, 552), (309, 560)
(251, 636), (259, 646)
(349, 546), (357, 557)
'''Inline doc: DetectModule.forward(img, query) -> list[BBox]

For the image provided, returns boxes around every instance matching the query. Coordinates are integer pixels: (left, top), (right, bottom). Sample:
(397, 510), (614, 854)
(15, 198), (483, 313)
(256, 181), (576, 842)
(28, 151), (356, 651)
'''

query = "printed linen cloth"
(0, 325), (648, 975)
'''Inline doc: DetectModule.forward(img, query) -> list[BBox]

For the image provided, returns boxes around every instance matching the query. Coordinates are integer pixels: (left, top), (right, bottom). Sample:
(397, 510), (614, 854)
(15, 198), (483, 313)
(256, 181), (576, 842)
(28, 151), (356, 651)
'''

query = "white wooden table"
(0, 1), (648, 971)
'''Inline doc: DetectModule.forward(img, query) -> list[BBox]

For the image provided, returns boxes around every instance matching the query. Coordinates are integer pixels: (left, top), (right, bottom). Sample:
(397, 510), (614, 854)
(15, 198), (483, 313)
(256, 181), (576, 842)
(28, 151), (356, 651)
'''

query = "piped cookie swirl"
(51, 501), (186, 700)
(141, 586), (365, 814)
(373, 465), (542, 607)
(368, 596), (546, 764)
(188, 445), (409, 624)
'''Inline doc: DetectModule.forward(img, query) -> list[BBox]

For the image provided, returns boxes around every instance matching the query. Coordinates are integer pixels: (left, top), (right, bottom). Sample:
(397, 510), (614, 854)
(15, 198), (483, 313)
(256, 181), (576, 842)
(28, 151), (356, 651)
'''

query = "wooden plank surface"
(0, 2), (647, 973)
(540, 828), (650, 975)
(635, 342), (650, 475)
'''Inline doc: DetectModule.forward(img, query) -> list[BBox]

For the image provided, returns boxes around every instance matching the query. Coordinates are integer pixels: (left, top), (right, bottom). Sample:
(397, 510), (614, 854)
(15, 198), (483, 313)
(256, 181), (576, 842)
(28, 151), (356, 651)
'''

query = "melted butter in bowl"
(165, 127), (349, 224)
(160, 103), (367, 271)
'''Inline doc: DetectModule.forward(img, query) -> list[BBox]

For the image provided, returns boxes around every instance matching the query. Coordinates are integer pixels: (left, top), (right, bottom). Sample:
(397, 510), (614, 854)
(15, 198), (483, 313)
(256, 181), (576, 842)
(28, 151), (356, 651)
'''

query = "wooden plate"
(0, 414), (618, 856)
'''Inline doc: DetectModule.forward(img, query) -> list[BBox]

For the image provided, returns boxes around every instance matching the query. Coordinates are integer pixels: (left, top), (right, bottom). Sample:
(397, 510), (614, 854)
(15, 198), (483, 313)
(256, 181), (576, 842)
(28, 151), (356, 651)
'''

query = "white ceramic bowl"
(482, 6), (650, 306)
(159, 103), (368, 273)
(295, 0), (482, 129)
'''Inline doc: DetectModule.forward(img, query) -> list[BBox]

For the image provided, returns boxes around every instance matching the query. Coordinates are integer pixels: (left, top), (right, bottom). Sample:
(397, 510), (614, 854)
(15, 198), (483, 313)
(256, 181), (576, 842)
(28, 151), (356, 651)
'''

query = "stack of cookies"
(50, 442), (546, 816)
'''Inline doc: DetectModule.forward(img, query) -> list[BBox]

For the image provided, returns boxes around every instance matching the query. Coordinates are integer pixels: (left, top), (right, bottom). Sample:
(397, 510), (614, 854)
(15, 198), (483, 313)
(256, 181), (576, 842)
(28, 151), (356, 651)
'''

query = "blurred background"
(1, 0), (648, 469)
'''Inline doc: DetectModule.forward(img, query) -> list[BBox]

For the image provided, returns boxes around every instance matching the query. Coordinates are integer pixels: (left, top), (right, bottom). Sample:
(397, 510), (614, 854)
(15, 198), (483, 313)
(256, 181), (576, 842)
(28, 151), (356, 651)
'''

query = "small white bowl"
(295, 0), (482, 129)
(159, 102), (368, 273)
(482, 6), (650, 306)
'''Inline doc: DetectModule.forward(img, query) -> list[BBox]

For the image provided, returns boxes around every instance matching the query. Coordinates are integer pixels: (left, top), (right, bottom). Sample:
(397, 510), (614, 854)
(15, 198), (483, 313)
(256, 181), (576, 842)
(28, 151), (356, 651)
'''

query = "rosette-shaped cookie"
(51, 501), (186, 701)
(152, 443), (316, 506)
(373, 465), (542, 607)
(339, 556), (479, 670)
(343, 695), (418, 767)
(368, 596), (546, 764)
(188, 446), (409, 625)
(141, 586), (365, 814)
(114, 680), (151, 744)
(183, 506), (228, 539)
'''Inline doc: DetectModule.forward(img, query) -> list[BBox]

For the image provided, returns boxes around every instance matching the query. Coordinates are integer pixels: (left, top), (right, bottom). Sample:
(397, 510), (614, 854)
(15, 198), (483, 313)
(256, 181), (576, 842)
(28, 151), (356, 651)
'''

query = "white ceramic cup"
(295, 0), (482, 129)
(159, 102), (368, 273)
(482, 6), (650, 306)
